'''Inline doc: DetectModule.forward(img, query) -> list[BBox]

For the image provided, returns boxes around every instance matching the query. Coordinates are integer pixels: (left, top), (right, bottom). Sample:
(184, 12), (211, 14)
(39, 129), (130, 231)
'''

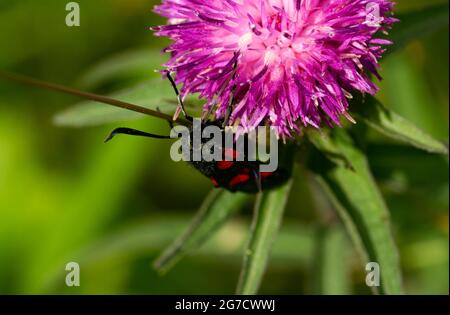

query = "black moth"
(105, 73), (293, 193)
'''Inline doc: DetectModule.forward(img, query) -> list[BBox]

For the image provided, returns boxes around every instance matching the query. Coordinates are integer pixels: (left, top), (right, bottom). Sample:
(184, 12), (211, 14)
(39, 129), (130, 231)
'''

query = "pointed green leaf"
(154, 189), (250, 274)
(386, 3), (449, 56)
(308, 129), (403, 295)
(236, 180), (293, 295)
(351, 97), (448, 154)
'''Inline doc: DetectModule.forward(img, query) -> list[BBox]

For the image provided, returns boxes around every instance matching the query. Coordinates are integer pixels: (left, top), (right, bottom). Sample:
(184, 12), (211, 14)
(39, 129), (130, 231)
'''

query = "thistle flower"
(152, 0), (396, 137)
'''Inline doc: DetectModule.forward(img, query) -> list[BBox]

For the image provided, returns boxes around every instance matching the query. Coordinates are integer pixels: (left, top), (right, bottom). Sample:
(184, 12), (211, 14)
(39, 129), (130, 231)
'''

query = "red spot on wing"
(229, 174), (250, 187)
(211, 177), (220, 188)
(217, 160), (234, 170)
(261, 172), (273, 178)
(218, 148), (239, 170)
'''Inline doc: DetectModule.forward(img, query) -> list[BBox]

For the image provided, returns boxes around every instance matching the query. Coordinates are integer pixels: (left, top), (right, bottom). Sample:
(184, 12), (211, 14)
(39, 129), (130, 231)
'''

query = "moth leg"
(252, 169), (263, 192)
(223, 53), (239, 128)
(166, 72), (193, 122)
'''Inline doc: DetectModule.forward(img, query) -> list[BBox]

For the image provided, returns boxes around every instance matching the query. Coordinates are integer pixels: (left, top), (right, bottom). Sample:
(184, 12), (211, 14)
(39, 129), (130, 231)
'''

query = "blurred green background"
(0, 0), (448, 294)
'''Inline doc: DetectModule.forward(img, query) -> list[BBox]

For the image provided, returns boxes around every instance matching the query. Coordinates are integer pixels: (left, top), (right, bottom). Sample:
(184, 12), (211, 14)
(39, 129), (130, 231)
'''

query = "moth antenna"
(104, 127), (172, 143)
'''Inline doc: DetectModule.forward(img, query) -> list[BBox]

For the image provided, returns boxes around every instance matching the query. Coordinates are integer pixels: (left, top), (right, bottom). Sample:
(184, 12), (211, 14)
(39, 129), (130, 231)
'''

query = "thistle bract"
(152, 0), (396, 137)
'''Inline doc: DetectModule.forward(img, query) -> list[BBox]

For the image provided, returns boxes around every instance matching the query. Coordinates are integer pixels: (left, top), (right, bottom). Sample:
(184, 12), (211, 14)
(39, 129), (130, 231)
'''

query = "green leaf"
(308, 129), (403, 295)
(351, 96), (448, 154)
(53, 79), (177, 127)
(236, 180), (293, 295)
(154, 189), (250, 274)
(387, 3), (449, 56)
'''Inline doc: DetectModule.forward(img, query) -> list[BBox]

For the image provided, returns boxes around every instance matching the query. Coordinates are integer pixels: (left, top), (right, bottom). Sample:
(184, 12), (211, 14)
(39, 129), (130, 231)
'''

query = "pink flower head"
(152, 0), (397, 137)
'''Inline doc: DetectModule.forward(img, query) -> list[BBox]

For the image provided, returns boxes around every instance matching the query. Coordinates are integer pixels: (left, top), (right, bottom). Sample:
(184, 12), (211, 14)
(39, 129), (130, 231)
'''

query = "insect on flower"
(104, 72), (294, 194)
(0, 0), (397, 194)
